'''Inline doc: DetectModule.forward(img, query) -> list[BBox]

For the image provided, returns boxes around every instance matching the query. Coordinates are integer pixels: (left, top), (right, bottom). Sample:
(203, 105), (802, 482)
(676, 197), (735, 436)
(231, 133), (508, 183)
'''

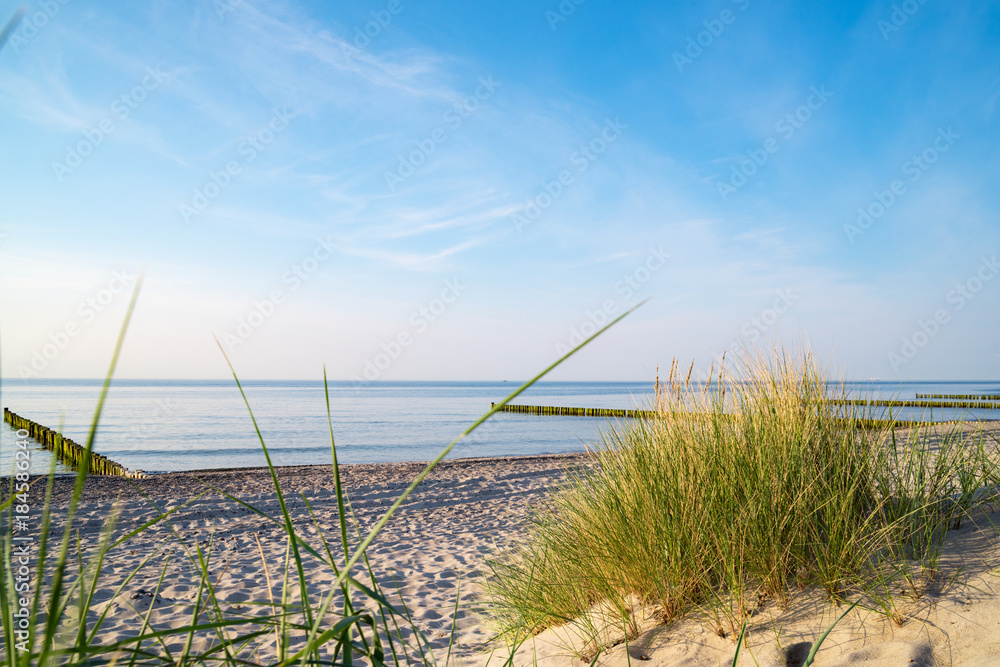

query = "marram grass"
(484, 348), (1000, 655)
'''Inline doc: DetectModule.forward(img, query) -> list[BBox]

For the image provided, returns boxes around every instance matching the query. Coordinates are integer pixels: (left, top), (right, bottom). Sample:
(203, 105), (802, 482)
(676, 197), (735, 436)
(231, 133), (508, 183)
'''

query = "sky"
(0, 0), (998, 382)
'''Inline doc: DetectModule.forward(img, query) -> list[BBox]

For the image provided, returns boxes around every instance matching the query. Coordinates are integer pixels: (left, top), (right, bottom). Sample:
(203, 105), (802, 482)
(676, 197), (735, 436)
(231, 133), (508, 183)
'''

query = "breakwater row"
(491, 403), (658, 419)
(829, 398), (999, 410)
(492, 403), (928, 429)
(3, 408), (143, 477)
(914, 393), (1000, 401)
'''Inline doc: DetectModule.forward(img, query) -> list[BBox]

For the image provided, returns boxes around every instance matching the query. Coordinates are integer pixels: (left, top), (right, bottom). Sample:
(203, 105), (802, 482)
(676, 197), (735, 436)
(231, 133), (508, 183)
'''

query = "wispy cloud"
(338, 235), (492, 270)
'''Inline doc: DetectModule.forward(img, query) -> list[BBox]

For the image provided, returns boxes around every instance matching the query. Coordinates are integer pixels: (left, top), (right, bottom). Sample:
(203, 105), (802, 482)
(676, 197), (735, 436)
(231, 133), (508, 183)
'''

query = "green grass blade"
(39, 274), (142, 663)
(323, 365), (353, 563)
(729, 621), (748, 667)
(339, 299), (648, 586)
(213, 336), (317, 636)
(803, 598), (861, 666)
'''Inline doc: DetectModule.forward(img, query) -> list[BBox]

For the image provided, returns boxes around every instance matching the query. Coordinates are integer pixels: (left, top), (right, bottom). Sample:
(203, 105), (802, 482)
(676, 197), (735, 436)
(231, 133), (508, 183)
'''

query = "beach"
(28, 426), (1000, 665)
(35, 454), (582, 665)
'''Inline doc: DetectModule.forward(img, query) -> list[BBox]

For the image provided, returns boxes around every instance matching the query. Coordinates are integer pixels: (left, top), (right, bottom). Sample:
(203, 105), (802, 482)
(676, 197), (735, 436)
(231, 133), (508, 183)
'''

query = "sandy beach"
(31, 430), (1000, 665)
(36, 454), (582, 665)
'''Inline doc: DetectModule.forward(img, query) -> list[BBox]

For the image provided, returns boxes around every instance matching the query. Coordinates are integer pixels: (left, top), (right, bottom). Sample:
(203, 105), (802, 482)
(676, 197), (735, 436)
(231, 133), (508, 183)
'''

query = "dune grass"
(0, 282), (645, 665)
(484, 349), (1000, 656)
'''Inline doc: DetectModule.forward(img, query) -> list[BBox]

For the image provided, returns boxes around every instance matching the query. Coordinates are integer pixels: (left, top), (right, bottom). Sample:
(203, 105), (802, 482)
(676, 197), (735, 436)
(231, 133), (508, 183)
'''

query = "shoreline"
(35, 451), (588, 504)
(11, 415), (998, 483)
(168, 450), (587, 476)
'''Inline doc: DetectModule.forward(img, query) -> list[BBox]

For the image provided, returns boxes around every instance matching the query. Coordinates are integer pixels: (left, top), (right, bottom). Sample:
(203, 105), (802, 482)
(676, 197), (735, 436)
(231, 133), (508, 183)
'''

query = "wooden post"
(3, 408), (137, 477)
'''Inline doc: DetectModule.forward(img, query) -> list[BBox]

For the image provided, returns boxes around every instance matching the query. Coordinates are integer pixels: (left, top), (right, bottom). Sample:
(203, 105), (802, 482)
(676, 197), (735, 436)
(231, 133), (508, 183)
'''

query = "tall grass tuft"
(485, 346), (1000, 654)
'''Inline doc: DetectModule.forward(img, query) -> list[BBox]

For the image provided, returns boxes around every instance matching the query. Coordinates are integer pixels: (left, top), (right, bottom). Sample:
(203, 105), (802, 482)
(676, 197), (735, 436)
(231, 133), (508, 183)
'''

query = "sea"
(1, 379), (998, 476)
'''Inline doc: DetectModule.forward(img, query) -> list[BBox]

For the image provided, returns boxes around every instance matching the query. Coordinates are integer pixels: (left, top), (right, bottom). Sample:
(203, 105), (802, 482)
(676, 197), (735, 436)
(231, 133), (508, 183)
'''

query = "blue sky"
(0, 0), (998, 381)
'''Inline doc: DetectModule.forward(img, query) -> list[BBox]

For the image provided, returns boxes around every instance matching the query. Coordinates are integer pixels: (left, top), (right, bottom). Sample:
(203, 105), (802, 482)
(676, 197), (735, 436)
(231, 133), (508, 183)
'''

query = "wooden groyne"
(491, 403), (658, 419)
(828, 398), (999, 410)
(915, 393), (1000, 401)
(493, 397), (999, 419)
(3, 408), (143, 477)
(491, 403), (929, 429)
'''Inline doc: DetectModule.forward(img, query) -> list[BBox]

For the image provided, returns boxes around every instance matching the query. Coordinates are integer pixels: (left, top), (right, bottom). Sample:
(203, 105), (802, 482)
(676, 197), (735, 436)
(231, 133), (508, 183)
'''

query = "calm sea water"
(1, 380), (998, 476)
